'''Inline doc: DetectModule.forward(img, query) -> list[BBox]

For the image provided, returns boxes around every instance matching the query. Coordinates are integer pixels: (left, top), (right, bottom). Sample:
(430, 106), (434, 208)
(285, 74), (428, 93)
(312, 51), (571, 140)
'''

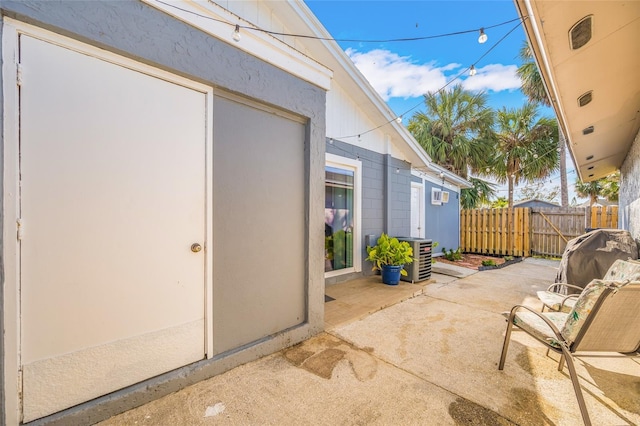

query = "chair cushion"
(560, 279), (609, 345)
(512, 311), (568, 349)
(537, 290), (577, 313)
(603, 259), (640, 281)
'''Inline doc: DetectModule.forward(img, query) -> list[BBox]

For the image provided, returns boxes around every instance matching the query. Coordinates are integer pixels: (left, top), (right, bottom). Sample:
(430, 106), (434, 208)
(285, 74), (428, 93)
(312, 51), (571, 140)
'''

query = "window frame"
(325, 153), (362, 277)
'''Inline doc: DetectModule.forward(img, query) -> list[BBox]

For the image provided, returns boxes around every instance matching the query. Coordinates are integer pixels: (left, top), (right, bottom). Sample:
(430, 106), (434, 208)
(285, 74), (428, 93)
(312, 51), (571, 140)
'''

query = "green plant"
(431, 241), (439, 264)
(366, 233), (414, 276)
(441, 247), (463, 261)
(504, 256), (514, 261)
(481, 260), (496, 266)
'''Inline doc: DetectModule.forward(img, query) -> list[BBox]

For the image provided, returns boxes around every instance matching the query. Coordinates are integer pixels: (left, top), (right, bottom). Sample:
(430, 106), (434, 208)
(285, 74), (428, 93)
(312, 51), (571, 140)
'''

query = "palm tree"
(461, 177), (496, 209)
(493, 104), (559, 207)
(517, 41), (569, 207)
(407, 84), (496, 179)
(575, 179), (603, 207)
(575, 172), (619, 206)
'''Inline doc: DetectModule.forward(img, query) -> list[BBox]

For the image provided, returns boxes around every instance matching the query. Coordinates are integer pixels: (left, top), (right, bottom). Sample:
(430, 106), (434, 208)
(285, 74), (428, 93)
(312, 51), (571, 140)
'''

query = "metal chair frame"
(499, 283), (640, 426)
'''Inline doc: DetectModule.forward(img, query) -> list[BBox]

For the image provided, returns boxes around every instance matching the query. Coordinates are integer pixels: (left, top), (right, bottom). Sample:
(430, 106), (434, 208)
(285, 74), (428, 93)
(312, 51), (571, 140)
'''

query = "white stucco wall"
(619, 128), (640, 242)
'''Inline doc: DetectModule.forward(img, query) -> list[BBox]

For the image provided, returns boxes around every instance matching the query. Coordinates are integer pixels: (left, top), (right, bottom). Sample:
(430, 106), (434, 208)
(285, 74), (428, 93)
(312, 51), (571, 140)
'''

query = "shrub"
(441, 247), (463, 261)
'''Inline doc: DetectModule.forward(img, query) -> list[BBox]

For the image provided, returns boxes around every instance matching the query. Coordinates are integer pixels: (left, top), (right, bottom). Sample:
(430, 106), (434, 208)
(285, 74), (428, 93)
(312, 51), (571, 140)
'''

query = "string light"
(155, 1), (522, 45)
(166, 0), (530, 173)
(332, 19), (526, 141)
(478, 28), (488, 44)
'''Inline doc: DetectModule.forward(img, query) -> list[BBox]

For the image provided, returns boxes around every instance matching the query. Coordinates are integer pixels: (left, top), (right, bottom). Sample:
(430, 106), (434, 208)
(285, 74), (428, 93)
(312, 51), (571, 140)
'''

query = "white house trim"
(141, 0), (333, 91)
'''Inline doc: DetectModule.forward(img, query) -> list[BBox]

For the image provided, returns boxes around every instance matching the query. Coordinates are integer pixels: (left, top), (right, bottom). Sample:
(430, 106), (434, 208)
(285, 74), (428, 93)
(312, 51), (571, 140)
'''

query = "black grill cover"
(556, 229), (638, 292)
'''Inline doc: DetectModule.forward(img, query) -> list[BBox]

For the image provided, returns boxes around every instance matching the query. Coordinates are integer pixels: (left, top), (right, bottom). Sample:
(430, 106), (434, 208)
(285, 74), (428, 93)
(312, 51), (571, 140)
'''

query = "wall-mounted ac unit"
(431, 189), (449, 205)
(397, 238), (432, 283)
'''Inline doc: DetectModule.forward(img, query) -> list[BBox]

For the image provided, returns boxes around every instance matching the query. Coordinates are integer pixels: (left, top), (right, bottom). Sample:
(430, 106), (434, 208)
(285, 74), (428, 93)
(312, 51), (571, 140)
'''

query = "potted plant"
(365, 233), (414, 285)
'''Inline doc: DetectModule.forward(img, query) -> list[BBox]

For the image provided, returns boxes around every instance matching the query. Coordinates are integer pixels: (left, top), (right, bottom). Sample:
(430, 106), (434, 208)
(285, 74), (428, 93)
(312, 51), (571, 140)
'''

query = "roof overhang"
(514, 0), (640, 182)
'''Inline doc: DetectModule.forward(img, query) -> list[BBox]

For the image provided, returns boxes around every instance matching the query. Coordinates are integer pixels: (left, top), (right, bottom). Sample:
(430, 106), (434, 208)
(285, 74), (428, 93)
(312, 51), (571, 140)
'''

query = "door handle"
(191, 243), (202, 253)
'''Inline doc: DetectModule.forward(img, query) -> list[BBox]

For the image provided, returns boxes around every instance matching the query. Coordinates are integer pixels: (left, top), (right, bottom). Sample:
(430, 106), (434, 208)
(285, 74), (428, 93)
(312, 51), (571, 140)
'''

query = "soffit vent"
(570, 16), (593, 50)
(583, 126), (594, 135)
(578, 91), (593, 107)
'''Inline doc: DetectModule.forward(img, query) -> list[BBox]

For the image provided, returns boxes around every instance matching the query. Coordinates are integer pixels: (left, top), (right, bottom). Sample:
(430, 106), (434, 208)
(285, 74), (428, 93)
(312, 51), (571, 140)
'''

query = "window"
(325, 154), (361, 276)
(431, 188), (450, 205)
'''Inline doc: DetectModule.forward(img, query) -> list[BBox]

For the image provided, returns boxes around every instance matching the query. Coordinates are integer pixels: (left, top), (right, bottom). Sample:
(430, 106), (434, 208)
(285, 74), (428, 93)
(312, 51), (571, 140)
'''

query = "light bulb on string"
(395, 116), (403, 124)
(232, 24), (241, 42)
(478, 28), (488, 44)
(469, 65), (477, 76)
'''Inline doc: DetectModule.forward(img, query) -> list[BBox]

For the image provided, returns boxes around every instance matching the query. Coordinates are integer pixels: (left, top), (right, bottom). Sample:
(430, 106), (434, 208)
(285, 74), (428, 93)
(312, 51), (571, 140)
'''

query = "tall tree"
(575, 179), (603, 207)
(601, 171), (620, 202)
(517, 41), (569, 207)
(407, 84), (496, 179)
(575, 172), (620, 206)
(492, 104), (559, 207)
(461, 177), (496, 209)
(517, 181), (560, 203)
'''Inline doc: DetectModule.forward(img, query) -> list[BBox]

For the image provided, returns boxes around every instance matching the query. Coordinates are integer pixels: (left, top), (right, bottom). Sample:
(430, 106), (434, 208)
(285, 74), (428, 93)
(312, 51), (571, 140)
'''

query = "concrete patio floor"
(100, 258), (640, 425)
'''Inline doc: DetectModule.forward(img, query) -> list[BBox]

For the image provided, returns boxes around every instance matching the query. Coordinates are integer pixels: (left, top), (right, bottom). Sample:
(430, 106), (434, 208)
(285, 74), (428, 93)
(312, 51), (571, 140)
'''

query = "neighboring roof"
(513, 198), (560, 207)
(513, 0), (640, 182)
(577, 198), (617, 207)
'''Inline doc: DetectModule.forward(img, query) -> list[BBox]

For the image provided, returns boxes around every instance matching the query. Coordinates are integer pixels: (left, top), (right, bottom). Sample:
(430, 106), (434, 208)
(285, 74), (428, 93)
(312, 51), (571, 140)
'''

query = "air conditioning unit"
(431, 188), (442, 205)
(397, 238), (432, 283)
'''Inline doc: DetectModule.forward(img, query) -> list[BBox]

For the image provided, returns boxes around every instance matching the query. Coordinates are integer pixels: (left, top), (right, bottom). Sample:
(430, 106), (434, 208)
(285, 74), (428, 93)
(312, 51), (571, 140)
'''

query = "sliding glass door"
(325, 154), (361, 276)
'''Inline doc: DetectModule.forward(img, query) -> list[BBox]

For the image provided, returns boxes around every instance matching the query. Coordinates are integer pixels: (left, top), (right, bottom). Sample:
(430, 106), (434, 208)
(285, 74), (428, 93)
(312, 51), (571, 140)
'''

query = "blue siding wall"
(387, 156), (412, 237)
(326, 139), (411, 278)
(423, 180), (460, 256)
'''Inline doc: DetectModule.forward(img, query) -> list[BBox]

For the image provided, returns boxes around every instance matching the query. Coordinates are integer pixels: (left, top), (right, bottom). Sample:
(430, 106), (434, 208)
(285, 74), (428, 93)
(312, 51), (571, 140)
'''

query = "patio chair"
(499, 278), (640, 426)
(537, 259), (640, 313)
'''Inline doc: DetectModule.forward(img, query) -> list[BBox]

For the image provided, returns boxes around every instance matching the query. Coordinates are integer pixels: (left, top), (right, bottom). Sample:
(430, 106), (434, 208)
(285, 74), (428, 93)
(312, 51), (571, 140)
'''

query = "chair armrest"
(560, 294), (579, 310)
(546, 283), (584, 293)
(506, 304), (565, 342)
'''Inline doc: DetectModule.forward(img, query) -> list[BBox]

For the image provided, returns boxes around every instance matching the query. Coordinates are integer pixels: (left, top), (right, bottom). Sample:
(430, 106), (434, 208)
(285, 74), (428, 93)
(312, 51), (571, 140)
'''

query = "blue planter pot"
(381, 265), (404, 285)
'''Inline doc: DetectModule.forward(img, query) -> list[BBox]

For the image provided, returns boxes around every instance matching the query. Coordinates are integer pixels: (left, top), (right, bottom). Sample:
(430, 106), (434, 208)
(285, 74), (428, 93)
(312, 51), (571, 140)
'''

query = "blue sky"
(305, 0), (582, 203)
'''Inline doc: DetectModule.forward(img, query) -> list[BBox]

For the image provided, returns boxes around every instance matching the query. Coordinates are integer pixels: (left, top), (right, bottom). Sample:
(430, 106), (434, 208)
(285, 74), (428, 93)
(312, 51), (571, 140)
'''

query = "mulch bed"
(435, 253), (508, 271)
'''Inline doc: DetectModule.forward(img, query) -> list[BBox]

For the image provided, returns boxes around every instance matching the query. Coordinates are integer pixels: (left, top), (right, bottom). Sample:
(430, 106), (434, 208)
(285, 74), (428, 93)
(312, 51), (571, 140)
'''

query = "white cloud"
(461, 63), (521, 92)
(345, 48), (521, 100)
(346, 48), (453, 101)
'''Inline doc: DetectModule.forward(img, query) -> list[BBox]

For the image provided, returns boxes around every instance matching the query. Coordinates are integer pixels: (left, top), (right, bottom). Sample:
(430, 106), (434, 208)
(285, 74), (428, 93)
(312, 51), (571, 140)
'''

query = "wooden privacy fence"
(460, 206), (619, 258)
(530, 207), (586, 257)
(588, 205), (618, 229)
(460, 208), (530, 257)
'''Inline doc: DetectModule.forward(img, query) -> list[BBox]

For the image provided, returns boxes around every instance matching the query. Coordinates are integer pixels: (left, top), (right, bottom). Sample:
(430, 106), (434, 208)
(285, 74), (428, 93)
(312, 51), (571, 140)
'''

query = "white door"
(19, 35), (208, 421)
(411, 183), (425, 238)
